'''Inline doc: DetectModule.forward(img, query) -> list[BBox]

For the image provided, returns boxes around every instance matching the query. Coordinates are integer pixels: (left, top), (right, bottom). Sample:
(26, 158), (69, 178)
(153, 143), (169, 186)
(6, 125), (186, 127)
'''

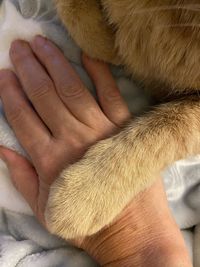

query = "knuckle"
(104, 86), (121, 102)
(6, 102), (25, 124)
(39, 156), (50, 173)
(29, 79), (54, 100)
(27, 143), (47, 163)
(67, 135), (85, 151)
(56, 125), (69, 138)
(59, 82), (85, 99)
(26, 140), (40, 155)
(39, 156), (55, 179)
(30, 139), (53, 174)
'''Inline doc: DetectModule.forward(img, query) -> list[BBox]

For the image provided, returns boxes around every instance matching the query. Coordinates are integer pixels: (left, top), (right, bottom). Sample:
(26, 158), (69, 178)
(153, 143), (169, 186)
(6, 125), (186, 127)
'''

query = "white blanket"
(0, 0), (199, 266)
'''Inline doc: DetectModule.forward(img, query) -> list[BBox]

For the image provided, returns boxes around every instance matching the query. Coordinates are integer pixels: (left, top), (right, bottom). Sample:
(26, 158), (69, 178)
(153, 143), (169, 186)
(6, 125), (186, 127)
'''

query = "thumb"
(0, 146), (39, 212)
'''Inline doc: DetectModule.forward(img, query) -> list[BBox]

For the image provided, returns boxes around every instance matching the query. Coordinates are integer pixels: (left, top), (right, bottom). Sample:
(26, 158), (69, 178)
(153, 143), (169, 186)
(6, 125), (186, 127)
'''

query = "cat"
(44, 0), (200, 240)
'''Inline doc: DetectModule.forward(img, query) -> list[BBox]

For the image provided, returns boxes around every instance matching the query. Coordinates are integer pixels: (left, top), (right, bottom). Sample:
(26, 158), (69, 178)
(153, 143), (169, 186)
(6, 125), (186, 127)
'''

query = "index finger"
(9, 40), (80, 137)
(30, 36), (109, 130)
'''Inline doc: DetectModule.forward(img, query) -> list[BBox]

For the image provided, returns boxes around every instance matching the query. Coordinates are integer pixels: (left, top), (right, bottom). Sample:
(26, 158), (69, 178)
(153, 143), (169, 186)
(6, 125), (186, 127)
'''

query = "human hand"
(0, 36), (130, 226)
(0, 36), (192, 267)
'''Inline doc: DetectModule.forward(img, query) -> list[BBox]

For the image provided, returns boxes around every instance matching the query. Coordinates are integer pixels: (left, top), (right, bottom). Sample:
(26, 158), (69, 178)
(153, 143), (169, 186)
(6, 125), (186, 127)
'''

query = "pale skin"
(0, 36), (193, 266)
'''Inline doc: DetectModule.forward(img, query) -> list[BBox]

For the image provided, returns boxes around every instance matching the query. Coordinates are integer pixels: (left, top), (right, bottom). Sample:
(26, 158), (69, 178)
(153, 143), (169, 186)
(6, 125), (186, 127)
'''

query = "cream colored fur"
(45, 0), (200, 239)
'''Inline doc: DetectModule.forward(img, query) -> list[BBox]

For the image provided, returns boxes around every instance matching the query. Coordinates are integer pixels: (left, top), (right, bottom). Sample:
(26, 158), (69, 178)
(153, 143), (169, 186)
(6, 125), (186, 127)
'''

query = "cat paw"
(55, 0), (120, 65)
(45, 137), (133, 239)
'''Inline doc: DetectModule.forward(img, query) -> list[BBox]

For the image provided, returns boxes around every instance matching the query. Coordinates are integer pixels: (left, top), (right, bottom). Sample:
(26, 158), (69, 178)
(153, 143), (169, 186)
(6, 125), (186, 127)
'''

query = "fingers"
(30, 36), (109, 129)
(82, 54), (131, 126)
(10, 40), (79, 137)
(0, 70), (51, 158)
(0, 146), (38, 214)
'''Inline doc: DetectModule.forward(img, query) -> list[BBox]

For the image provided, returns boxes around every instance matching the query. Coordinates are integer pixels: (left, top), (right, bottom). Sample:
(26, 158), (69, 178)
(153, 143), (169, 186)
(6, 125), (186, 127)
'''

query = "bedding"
(0, 0), (199, 266)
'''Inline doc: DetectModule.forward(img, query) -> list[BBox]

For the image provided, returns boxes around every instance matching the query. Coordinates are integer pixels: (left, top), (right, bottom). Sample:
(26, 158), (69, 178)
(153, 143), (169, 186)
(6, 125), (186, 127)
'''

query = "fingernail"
(11, 40), (23, 52)
(33, 35), (47, 48)
(82, 53), (90, 61)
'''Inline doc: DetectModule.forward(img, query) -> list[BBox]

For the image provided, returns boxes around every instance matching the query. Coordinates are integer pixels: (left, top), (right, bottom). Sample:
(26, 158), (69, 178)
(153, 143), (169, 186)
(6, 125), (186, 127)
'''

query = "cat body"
(55, 0), (200, 93)
(45, 0), (200, 239)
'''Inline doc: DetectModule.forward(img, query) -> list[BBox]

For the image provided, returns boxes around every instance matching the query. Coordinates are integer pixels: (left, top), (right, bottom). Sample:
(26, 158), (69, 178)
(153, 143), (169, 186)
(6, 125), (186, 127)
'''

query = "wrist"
(79, 203), (139, 266)
(77, 180), (164, 266)
(76, 179), (192, 267)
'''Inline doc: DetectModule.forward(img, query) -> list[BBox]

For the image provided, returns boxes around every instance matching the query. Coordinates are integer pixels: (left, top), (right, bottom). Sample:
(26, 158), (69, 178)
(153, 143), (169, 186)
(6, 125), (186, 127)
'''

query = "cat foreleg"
(45, 98), (200, 239)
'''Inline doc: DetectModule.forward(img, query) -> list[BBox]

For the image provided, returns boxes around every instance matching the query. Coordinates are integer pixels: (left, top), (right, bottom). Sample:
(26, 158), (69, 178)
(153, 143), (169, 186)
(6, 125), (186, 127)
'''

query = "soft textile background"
(0, 0), (199, 266)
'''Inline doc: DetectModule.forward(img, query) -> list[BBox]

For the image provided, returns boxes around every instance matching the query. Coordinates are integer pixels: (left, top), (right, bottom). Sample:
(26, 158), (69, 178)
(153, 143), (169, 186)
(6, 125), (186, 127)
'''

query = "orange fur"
(45, 0), (200, 239)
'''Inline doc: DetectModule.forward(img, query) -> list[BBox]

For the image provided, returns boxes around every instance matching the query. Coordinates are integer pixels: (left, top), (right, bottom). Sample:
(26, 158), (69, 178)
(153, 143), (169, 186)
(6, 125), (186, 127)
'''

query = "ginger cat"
(45, 0), (200, 239)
